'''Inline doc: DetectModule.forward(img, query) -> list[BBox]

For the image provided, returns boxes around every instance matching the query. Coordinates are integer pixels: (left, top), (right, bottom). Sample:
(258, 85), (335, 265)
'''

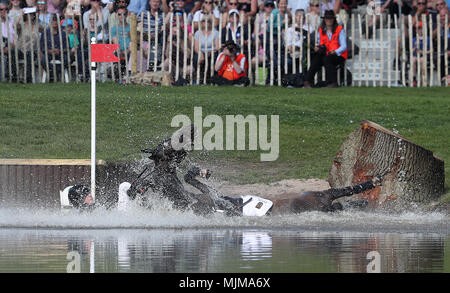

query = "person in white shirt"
(192, 0), (220, 30)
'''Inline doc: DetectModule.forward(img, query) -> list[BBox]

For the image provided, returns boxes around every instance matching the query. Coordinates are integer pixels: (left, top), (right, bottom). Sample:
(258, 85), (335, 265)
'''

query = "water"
(0, 207), (448, 273)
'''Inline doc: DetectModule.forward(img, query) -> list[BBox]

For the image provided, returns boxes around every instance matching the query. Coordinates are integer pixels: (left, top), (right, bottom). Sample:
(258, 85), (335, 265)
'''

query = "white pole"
(90, 37), (97, 201)
(89, 240), (95, 273)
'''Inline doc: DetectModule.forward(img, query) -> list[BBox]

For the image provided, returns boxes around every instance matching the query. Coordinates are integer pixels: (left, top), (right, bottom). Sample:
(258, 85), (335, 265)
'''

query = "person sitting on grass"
(208, 40), (249, 86)
(304, 10), (347, 88)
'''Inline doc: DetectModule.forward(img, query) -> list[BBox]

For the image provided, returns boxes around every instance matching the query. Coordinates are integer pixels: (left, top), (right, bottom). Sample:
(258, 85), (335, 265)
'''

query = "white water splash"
(0, 205), (448, 233)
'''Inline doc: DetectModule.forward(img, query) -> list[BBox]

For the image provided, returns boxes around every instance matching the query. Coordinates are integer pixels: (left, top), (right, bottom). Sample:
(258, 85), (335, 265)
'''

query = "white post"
(90, 37), (97, 201)
(89, 240), (95, 273)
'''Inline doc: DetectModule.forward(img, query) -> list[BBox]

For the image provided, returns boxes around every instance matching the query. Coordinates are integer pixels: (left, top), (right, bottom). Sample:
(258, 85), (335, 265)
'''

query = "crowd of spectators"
(0, 0), (448, 86)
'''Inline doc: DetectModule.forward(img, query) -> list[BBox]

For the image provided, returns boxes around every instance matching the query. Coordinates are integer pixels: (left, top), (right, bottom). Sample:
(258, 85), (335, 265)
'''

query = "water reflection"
(0, 229), (447, 273)
(241, 232), (272, 260)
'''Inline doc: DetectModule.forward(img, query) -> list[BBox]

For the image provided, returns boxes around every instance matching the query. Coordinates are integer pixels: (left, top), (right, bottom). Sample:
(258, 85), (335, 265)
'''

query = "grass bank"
(0, 83), (449, 195)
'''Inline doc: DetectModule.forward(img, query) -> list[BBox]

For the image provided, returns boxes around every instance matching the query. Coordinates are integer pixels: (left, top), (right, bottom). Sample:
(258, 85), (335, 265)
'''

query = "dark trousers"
(306, 53), (345, 85)
(208, 74), (250, 86)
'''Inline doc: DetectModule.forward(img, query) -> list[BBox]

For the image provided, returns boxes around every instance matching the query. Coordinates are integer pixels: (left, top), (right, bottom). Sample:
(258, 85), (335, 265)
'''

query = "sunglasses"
(312, 4), (320, 7)
(417, 2), (426, 5)
(118, 12), (127, 15)
(0, 8), (8, 11)
(230, 2), (238, 5)
(204, 1), (213, 3)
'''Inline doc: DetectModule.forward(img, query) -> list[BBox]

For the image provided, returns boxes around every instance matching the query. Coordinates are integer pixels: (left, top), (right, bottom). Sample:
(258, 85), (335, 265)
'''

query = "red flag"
(91, 44), (120, 62)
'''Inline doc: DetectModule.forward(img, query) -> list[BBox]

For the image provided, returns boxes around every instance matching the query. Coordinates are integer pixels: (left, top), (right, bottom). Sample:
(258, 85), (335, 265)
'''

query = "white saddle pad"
(240, 195), (273, 217)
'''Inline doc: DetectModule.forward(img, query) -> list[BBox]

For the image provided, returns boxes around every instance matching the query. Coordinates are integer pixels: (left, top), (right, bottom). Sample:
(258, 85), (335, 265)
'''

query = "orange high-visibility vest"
(319, 25), (348, 60)
(218, 53), (248, 80)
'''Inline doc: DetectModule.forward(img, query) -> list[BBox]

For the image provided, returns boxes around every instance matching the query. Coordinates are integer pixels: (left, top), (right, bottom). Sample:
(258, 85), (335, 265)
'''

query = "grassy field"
(0, 83), (449, 198)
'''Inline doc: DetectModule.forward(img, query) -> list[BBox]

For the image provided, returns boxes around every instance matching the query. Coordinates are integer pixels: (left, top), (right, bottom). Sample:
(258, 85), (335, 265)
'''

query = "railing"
(0, 12), (448, 87)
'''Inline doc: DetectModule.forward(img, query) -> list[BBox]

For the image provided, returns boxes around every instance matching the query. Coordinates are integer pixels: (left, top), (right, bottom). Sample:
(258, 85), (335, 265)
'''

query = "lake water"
(0, 206), (448, 273)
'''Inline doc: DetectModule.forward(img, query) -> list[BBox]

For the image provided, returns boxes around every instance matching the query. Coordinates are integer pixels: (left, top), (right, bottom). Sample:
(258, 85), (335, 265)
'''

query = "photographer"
(304, 10), (347, 88)
(209, 40), (249, 86)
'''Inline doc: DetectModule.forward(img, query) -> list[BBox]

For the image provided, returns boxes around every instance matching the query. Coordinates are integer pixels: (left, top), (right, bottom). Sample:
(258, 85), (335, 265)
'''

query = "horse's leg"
(184, 167), (243, 216)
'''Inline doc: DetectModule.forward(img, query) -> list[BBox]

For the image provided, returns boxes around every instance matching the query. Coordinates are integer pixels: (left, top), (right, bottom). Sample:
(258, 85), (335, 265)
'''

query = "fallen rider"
(59, 184), (95, 211)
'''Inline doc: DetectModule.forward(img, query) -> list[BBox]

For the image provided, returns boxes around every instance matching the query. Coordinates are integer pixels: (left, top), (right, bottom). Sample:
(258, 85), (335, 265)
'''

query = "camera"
(317, 45), (327, 55)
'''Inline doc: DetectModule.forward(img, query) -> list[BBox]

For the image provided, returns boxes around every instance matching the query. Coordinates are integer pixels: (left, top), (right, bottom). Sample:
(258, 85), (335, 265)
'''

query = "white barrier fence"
(0, 12), (448, 87)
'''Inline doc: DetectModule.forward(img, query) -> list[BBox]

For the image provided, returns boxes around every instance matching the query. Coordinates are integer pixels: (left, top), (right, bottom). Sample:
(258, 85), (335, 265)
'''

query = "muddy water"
(0, 207), (448, 273)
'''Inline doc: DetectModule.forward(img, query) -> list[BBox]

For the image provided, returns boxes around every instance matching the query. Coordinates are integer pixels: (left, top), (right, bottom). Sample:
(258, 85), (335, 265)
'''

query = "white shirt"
(193, 9), (220, 22)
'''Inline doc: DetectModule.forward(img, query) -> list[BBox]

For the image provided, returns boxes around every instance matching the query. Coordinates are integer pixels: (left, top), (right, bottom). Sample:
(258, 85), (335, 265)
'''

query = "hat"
(322, 10), (336, 19)
(264, 0), (275, 6)
(61, 18), (73, 27)
(228, 9), (239, 16)
(310, 0), (320, 5)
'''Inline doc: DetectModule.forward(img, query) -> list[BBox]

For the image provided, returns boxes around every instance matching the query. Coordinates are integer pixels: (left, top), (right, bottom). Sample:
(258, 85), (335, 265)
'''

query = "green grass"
(0, 83), (449, 194)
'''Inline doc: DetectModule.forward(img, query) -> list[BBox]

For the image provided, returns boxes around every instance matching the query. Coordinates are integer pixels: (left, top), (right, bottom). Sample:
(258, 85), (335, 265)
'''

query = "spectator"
(85, 10), (108, 42)
(47, 0), (64, 15)
(127, 0), (148, 15)
(140, 0), (163, 34)
(111, 7), (130, 52)
(40, 14), (68, 80)
(65, 0), (83, 16)
(138, 0), (164, 69)
(9, 0), (24, 23)
(435, 7), (449, 82)
(110, 0), (130, 28)
(61, 17), (87, 78)
(80, 0), (93, 15)
(304, 10), (347, 88)
(16, 8), (40, 82)
(164, 8), (192, 74)
(0, 1), (15, 81)
(25, 0), (37, 6)
(265, 0), (286, 83)
(209, 39), (249, 85)
(163, 0), (202, 15)
(111, 6), (130, 76)
(82, 0), (112, 37)
(277, 0), (288, 16)
(37, 0), (51, 25)
(193, 0), (220, 30)
(266, 0), (284, 35)
(221, 9), (248, 49)
(194, 15), (219, 69)
(225, 0), (257, 19)
(285, 9), (306, 67)
(251, 0), (273, 69)
(236, 0), (255, 23)
(380, 0), (413, 18)
(410, 21), (431, 86)
(435, 0), (448, 10)
(413, 0), (432, 26)
(320, 0), (341, 15)
(304, 0), (321, 32)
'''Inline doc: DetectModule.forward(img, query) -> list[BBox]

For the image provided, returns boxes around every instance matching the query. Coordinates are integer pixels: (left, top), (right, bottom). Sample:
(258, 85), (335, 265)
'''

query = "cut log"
(328, 120), (445, 207)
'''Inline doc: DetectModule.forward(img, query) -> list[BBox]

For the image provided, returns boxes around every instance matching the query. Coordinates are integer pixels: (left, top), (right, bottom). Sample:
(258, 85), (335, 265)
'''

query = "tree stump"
(328, 120), (445, 207)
